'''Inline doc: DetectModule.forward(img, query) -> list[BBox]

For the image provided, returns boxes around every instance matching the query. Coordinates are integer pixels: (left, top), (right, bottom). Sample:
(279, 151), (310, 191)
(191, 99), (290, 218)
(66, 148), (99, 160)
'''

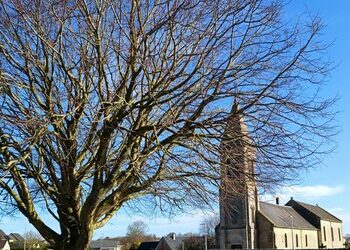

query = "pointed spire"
(225, 102), (248, 141)
(221, 101), (256, 177)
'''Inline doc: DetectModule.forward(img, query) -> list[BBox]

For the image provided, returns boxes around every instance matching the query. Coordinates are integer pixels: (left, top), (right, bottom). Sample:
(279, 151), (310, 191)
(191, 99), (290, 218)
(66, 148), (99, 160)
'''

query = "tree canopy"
(0, 0), (336, 249)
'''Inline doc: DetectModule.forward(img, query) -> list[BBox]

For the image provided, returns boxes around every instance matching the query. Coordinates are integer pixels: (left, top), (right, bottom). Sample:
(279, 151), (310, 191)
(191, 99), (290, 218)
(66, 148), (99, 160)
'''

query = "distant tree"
(24, 231), (45, 250)
(199, 214), (220, 237)
(345, 234), (350, 249)
(199, 214), (219, 248)
(10, 231), (46, 250)
(180, 234), (205, 250)
(127, 220), (149, 239)
(0, 0), (337, 249)
(122, 220), (153, 250)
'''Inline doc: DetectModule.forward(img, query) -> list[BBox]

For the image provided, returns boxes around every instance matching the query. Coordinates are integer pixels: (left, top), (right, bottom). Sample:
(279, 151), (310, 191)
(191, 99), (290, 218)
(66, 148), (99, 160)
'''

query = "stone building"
(216, 104), (345, 249)
(286, 199), (344, 249)
(257, 201), (319, 249)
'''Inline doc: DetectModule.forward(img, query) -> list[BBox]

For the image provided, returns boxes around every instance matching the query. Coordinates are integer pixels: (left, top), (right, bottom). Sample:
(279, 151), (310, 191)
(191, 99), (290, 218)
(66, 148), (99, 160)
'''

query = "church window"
(338, 228), (341, 241)
(331, 227), (334, 241)
(285, 234), (288, 248)
(323, 226), (327, 241)
(296, 234), (299, 247)
(305, 235), (308, 247)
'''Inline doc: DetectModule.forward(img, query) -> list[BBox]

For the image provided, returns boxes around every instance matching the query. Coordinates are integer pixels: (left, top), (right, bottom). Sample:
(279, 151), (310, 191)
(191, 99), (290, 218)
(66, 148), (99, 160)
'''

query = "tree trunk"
(54, 229), (93, 250)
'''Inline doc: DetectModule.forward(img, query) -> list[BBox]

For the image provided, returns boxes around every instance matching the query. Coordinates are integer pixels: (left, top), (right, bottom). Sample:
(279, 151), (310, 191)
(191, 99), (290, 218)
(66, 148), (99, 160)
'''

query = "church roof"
(259, 202), (317, 230)
(286, 199), (342, 223)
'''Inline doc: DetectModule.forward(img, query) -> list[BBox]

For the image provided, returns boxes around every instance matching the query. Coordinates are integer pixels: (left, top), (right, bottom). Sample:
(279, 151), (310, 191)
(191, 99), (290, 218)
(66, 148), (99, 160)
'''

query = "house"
(138, 233), (206, 250)
(216, 104), (345, 249)
(90, 238), (122, 250)
(7, 233), (24, 242)
(0, 231), (7, 240)
(155, 234), (184, 250)
(0, 239), (10, 250)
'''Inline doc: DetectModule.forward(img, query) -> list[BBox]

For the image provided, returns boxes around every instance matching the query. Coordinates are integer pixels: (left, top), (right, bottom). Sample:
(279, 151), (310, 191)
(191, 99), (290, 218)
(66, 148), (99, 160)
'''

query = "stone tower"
(218, 103), (259, 249)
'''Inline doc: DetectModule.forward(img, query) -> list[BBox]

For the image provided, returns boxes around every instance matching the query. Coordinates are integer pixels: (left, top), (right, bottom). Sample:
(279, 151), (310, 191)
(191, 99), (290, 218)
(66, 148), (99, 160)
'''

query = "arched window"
(331, 227), (334, 241)
(323, 226), (327, 241)
(338, 228), (342, 241)
(285, 233), (288, 248)
(296, 234), (299, 247)
(305, 234), (308, 247)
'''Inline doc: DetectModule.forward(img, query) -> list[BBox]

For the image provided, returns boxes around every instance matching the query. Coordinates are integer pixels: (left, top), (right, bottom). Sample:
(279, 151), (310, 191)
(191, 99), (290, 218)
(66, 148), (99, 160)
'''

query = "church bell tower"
(218, 103), (258, 249)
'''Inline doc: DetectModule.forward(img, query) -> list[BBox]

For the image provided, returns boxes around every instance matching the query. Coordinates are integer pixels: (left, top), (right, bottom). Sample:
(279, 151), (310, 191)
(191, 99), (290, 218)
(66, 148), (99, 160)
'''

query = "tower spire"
(217, 102), (258, 249)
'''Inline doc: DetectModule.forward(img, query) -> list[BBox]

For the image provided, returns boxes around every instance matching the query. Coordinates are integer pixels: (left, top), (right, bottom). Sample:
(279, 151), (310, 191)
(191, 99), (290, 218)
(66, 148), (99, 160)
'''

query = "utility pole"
(24, 223), (27, 250)
(205, 223), (208, 250)
(201, 223), (208, 250)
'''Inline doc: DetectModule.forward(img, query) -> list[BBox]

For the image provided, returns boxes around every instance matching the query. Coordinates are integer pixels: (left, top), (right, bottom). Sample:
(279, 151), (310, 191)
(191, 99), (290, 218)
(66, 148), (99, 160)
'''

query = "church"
(215, 104), (345, 249)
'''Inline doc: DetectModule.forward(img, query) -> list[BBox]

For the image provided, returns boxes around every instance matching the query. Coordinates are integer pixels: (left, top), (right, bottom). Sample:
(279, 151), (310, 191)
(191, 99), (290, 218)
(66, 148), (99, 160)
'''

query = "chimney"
(290, 197), (294, 201)
(276, 197), (280, 205)
(169, 233), (176, 240)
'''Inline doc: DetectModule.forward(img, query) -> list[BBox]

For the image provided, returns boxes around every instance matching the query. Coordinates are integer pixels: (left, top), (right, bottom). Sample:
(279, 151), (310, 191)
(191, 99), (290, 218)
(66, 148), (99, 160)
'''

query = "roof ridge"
(260, 201), (294, 209)
(289, 199), (342, 222)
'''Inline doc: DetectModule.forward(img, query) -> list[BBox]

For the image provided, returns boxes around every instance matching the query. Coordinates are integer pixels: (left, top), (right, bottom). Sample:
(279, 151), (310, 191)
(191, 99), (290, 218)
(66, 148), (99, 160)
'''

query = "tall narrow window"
(324, 226), (327, 241)
(338, 228), (341, 241)
(285, 233), (288, 248)
(296, 234), (299, 247)
(305, 234), (308, 247)
(331, 227), (334, 241)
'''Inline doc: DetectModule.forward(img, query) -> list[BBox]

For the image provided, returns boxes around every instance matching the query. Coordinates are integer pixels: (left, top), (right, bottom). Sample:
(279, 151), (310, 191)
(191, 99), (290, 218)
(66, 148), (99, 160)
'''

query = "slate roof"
(0, 230), (7, 240)
(286, 200), (342, 223)
(259, 202), (317, 230)
(0, 239), (8, 248)
(162, 236), (185, 250)
(90, 239), (121, 249)
(9, 233), (24, 241)
(137, 241), (159, 250)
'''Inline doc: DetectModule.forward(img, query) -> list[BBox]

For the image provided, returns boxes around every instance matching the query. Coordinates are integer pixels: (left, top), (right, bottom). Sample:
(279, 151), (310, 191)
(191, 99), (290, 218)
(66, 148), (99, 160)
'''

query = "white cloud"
(260, 185), (344, 204)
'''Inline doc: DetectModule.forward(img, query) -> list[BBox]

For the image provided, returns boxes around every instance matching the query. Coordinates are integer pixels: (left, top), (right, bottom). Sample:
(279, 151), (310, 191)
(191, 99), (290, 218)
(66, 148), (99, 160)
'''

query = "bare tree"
(199, 214), (219, 249)
(122, 220), (151, 250)
(23, 231), (45, 250)
(199, 214), (220, 237)
(9, 231), (46, 250)
(0, 0), (336, 249)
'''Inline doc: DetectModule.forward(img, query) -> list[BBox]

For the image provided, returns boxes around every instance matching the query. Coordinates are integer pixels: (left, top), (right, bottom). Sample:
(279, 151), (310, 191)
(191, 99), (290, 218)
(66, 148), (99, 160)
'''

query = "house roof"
(162, 236), (185, 250)
(137, 241), (159, 250)
(286, 199), (342, 223)
(90, 239), (121, 249)
(0, 230), (7, 240)
(9, 233), (24, 241)
(259, 202), (317, 230)
(0, 239), (8, 248)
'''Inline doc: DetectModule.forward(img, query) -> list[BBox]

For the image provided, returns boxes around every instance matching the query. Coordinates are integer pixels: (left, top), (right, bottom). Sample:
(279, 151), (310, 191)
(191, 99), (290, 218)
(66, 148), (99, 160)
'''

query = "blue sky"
(1, 0), (350, 239)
